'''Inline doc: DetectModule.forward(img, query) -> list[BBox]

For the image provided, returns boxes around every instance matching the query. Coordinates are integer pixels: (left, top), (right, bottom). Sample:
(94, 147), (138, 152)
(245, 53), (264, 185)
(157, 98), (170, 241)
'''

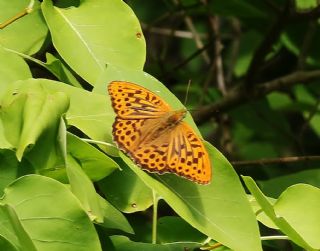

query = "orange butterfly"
(108, 81), (212, 184)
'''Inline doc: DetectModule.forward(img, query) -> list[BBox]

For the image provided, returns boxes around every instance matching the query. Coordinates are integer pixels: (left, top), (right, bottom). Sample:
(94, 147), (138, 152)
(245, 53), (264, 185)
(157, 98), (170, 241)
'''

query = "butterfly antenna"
(184, 79), (192, 106)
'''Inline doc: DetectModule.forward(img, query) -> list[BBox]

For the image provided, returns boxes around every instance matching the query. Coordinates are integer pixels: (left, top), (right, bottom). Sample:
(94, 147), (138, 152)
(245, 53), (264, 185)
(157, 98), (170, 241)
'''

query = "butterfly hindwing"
(131, 122), (211, 184)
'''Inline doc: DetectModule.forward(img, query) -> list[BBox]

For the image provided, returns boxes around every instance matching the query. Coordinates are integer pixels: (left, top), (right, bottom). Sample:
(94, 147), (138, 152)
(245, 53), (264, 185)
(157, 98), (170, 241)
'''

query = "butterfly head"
(167, 109), (187, 126)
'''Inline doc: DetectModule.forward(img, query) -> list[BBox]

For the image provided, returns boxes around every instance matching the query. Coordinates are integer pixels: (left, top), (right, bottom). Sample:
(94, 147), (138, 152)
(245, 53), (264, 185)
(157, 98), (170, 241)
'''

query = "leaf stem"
(0, 0), (34, 29)
(152, 189), (159, 244)
(81, 138), (116, 148)
(261, 235), (289, 241)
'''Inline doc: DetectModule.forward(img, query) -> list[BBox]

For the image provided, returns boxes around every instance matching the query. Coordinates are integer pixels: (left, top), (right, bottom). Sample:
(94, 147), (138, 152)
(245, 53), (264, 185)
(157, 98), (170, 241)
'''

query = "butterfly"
(108, 81), (212, 184)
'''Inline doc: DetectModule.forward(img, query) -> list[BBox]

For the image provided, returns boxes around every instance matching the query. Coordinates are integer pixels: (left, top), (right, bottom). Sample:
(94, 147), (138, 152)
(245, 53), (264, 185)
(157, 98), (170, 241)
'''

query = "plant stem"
(0, 0), (34, 29)
(81, 138), (116, 148)
(152, 190), (159, 244)
(261, 235), (289, 241)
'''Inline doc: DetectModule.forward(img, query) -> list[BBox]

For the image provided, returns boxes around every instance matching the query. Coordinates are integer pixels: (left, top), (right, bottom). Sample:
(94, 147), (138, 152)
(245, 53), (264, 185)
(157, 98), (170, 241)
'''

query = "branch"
(172, 0), (210, 64)
(193, 70), (320, 124)
(231, 155), (320, 166)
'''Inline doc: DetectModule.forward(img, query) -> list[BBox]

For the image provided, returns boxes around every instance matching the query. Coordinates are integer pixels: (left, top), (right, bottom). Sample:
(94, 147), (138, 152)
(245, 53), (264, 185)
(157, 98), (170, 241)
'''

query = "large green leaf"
(44, 53), (82, 87)
(97, 195), (134, 234)
(0, 150), (34, 196)
(122, 144), (262, 251)
(0, 78), (116, 155)
(157, 216), (206, 244)
(99, 164), (153, 213)
(0, 81), (69, 161)
(274, 184), (320, 249)
(66, 154), (104, 223)
(243, 176), (319, 251)
(0, 175), (102, 251)
(94, 65), (261, 250)
(258, 169), (320, 197)
(0, 204), (37, 251)
(41, 0), (146, 85)
(0, 47), (32, 96)
(0, 0), (48, 55)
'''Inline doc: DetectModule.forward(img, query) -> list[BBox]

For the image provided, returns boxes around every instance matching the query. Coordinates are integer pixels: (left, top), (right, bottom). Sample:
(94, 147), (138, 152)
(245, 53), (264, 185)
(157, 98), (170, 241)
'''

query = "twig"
(141, 23), (208, 39)
(226, 18), (241, 84)
(231, 155), (320, 166)
(172, 0), (210, 64)
(193, 70), (320, 124)
(0, 0), (34, 29)
(170, 41), (213, 72)
(200, 242), (223, 250)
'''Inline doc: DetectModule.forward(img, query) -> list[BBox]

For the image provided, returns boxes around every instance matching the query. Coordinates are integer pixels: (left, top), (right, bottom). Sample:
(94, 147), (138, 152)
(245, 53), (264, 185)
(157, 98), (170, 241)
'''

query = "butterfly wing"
(132, 122), (212, 184)
(108, 81), (171, 119)
(109, 81), (212, 184)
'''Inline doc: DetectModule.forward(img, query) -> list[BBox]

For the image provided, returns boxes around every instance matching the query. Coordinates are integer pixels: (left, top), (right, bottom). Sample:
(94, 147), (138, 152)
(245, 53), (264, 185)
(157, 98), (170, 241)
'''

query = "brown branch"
(141, 24), (208, 39)
(172, 0), (210, 64)
(193, 70), (320, 124)
(231, 155), (320, 166)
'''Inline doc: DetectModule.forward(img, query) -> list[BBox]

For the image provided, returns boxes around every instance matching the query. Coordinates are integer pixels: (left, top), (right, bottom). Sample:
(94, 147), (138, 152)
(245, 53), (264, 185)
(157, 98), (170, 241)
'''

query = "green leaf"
(0, 0), (48, 54)
(0, 78), (117, 156)
(0, 150), (34, 196)
(295, 0), (318, 9)
(0, 175), (102, 251)
(0, 204), (37, 251)
(243, 176), (318, 251)
(97, 195), (134, 234)
(247, 195), (278, 229)
(99, 164), (153, 213)
(66, 154), (104, 223)
(95, 66), (261, 250)
(157, 216), (206, 244)
(281, 23), (320, 67)
(0, 234), (17, 251)
(0, 47), (31, 99)
(44, 53), (82, 87)
(110, 235), (201, 251)
(0, 81), (69, 160)
(258, 169), (320, 197)
(233, 31), (262, 77)
(122, 144), (262, 251)
(274, 184), (320, 249)
(267, 92), (294, 110)
(41, 0), (146, 84)
(66, 133), (118, 181)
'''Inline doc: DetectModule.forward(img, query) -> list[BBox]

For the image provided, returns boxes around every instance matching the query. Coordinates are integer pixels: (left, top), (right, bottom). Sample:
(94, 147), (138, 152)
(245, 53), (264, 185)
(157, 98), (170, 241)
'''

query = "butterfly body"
(108, 81), (212, 184)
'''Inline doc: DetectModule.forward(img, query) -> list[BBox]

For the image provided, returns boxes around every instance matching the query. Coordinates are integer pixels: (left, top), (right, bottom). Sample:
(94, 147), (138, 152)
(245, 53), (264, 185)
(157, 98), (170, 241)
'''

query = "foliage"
(0, 0), (319, 250)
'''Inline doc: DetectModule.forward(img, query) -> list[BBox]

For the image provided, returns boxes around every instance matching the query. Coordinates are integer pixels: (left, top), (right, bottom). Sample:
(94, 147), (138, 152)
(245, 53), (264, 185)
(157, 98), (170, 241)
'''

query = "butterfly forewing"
(108, 81), (170, 119)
